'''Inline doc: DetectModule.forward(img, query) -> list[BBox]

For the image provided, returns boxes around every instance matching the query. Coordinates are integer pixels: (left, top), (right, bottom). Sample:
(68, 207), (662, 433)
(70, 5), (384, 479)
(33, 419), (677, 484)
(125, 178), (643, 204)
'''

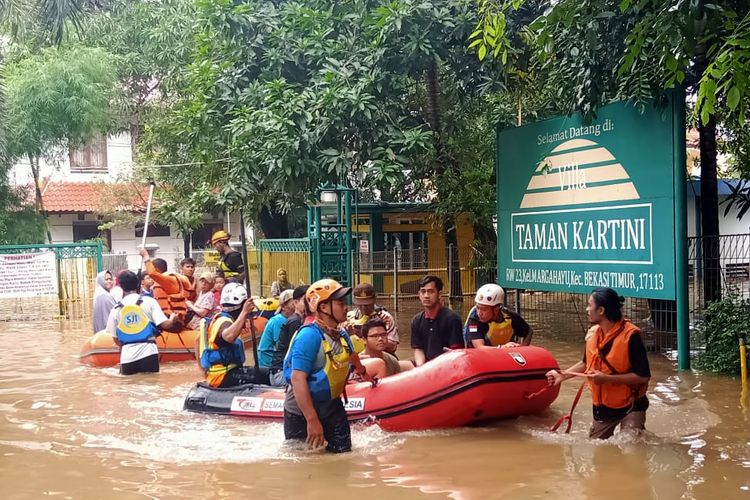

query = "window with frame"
(69, 135), (108, 173)
(134, 223), (171, 238)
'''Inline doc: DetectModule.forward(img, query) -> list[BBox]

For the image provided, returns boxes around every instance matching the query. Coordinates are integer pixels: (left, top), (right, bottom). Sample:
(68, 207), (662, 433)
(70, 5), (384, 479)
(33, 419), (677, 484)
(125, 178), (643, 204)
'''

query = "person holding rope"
(546, 287), (651, 439)
(106, 271), (181, 375)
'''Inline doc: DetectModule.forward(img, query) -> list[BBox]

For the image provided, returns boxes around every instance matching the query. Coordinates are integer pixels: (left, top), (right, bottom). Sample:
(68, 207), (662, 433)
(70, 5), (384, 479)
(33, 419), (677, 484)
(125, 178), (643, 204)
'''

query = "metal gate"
(0, 242), (103, 320)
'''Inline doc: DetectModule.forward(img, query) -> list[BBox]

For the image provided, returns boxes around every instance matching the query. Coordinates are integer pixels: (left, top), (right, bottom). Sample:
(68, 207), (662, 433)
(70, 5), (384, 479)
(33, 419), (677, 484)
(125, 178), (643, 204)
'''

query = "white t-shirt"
(107, 293), (168, 365)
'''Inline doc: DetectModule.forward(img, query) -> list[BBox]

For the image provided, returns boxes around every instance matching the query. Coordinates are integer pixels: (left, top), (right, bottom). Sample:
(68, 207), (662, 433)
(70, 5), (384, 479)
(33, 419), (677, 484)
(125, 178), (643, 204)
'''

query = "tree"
(471, 0), (750, 303)
(4, 46), (117, 242)
(0, 0), (98, 45)
(81, 0), (196, 156)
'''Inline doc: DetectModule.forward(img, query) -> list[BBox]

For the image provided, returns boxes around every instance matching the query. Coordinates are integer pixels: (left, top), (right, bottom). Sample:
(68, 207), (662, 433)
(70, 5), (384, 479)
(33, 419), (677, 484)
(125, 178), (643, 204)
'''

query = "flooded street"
(1, 316), (748, 499)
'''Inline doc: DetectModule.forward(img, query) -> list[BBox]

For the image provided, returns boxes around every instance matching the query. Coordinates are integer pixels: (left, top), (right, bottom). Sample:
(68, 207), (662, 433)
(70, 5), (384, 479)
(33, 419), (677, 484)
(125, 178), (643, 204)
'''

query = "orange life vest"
(585, 319), (648, 409)
(152, 273), (189, 321)
(182, 276), (197, 302)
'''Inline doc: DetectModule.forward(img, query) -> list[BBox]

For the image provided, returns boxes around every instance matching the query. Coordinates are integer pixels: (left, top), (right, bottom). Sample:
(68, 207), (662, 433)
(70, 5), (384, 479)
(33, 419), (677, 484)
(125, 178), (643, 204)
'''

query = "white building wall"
(9, 132), (133, 185)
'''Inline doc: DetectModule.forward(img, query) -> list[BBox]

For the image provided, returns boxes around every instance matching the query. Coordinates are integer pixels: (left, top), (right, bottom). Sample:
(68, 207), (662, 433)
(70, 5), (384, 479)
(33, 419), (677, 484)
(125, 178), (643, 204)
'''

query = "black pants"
(283, 398), (351, 453)
(219, 366), (270, 387)
(120, 354), (159, 375)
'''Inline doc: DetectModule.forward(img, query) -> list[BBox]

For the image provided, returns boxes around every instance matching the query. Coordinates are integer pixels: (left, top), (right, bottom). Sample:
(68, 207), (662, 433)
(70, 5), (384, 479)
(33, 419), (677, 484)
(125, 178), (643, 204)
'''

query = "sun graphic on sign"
(520, 138), (640, 209)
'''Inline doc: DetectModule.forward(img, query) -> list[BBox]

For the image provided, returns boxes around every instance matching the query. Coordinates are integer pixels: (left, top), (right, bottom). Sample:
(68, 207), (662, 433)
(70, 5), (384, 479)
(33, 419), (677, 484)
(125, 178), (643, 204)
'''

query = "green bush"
(695, 295), (750, 375)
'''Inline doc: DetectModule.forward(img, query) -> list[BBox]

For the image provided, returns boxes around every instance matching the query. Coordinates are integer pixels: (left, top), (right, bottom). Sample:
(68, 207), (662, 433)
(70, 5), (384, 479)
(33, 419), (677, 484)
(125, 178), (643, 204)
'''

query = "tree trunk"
(29, 155), (52, 243)
(425, 60), (463, 304)
(258, 206), (289, 239)
(698, 112), (721, 303)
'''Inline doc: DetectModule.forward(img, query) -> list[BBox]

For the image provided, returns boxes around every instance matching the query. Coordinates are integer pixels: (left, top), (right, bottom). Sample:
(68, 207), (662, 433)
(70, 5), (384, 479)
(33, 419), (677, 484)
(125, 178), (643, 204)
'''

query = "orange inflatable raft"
(80, 314), (269, 367)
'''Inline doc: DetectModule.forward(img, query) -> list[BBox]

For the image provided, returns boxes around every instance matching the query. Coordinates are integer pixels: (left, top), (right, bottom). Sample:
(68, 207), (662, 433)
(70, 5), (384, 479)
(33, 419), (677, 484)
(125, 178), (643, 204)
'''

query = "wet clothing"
(283, 399), (351, 453)
(218, 251), (244, 281)
(589, 410), (646, 439)
(583, 320), (650, 424)
(106, 294), (166, 375)
(464, 305), (530, 347)
(258, 312), (289, 368)
(410, 307), (464, 362)
(218, 366), (269, 387)
(120, 353), (159, 375)
(93, 271), (116, 333)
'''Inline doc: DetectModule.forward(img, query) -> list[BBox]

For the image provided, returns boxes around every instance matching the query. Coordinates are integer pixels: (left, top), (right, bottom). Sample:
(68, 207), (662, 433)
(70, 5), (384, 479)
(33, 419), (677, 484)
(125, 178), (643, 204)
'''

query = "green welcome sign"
(497, 98), (681, 300)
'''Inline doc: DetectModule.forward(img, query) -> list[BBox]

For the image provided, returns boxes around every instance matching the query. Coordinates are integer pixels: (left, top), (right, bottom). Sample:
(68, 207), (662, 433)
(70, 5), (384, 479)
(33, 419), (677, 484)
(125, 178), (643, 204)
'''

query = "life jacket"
(182, 276), (197, 302)
(115, 298), (158, 344)
(152, 273), (189, 320)
(218, 253), (241, 279)
(198, 312), (246, 387)
(585, 319), (648, 409)
(463, 306), (515, 347)
(283, 323), (353, 403)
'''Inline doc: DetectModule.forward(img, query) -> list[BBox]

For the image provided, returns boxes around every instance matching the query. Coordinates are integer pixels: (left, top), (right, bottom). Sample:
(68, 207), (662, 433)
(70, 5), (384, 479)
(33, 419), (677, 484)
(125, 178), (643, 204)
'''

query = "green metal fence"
(0, 242), (103, 321)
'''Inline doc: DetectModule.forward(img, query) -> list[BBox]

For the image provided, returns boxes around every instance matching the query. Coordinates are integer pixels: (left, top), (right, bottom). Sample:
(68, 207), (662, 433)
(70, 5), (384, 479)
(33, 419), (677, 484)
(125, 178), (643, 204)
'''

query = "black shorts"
(219, 366), (270, 387)
(283, 398), (351, 453)
(120, 354), (159, 375)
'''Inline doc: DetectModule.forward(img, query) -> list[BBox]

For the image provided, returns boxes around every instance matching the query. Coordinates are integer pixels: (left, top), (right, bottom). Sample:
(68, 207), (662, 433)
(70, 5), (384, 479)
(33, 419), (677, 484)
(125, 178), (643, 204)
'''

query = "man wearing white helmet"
(196, 282), (269, 387)
(465, 283), (532, 349)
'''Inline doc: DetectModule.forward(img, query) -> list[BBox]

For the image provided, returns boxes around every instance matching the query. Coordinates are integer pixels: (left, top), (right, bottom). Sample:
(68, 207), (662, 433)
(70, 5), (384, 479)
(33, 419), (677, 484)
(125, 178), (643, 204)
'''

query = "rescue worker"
(346, 283), (398, 353)
(210, 230), (245, 283)
(139, 247), (190, 324)
(283, 278), (374, 453)
(106, 271), (180, 375)
(465, 283), (532, 348)
(197, 282), (270, 387)
(546, 287), (651, 439)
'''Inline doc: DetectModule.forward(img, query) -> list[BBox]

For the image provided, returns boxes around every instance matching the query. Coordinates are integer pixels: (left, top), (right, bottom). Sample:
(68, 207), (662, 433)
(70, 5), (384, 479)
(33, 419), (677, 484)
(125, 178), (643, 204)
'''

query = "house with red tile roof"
(10, 133), (243, 271)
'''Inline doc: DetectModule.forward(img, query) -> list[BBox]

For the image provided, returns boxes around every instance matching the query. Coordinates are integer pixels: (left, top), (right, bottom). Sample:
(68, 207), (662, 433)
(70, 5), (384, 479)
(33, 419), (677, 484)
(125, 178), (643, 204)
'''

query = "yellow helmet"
(306, 278), (351, 312)
(210, 230), (231, 245)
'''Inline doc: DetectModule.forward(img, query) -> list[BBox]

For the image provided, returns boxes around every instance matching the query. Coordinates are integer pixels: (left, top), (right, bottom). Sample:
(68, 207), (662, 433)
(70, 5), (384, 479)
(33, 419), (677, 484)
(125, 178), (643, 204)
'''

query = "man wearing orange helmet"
(210, 230), (245, 283)
(283, 278), (374, 453)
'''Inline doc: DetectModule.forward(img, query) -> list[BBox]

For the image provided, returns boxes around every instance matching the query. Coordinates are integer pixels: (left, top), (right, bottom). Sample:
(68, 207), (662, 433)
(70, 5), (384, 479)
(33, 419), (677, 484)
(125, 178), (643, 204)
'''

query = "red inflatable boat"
(183, 346), (560, 431)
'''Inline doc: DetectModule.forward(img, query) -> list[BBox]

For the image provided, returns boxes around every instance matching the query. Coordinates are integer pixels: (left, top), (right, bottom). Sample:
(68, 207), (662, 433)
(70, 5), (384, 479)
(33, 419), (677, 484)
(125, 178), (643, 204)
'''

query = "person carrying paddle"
(197, 282), (269, 387)
(546, 287), (651, 439)
(283, 279), (374, 453)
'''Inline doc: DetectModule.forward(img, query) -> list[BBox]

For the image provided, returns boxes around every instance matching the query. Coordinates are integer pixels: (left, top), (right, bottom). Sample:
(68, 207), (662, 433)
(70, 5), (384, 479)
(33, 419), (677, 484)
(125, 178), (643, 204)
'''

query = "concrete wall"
(10, 133), (133, 185)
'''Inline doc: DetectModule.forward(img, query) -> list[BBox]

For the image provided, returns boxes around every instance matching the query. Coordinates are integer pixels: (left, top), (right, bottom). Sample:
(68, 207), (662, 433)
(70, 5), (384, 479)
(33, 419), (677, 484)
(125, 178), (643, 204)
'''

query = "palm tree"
(0, 0), (91, 45)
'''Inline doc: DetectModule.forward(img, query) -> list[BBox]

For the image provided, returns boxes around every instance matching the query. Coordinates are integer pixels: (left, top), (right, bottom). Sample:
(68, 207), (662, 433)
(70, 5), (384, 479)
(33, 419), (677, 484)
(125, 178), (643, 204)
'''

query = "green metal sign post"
(497, 95), (689, 367)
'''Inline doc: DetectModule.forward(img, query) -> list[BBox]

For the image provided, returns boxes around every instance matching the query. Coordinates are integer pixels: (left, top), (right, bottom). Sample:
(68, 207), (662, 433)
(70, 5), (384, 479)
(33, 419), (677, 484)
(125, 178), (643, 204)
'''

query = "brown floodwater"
(1, 310), (748, 499)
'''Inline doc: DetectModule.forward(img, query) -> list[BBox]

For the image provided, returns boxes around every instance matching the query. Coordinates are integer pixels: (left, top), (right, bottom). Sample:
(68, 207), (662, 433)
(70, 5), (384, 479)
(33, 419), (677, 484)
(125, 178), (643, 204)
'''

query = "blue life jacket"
(198, 312), (246, 372)
(115, 298), (158, 344)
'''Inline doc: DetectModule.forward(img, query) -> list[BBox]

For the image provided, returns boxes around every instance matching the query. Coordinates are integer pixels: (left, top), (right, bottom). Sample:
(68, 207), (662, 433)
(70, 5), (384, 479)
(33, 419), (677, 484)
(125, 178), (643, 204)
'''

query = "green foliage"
(695, 295), (750, 376)
(81, 0), (196, 137)
(4, 45), (117, 161)
(141, 0), (503, 232)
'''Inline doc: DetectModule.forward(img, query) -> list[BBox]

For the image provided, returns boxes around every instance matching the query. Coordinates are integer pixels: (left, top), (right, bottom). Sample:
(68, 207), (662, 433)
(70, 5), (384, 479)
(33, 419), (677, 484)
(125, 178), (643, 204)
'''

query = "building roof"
(36, 180), (150, 214)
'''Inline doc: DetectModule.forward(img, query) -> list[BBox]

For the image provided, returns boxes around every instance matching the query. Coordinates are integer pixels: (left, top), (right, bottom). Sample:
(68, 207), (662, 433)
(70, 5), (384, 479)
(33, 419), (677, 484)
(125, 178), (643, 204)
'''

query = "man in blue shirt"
(258, 289), (295, 368)
(283, 279), (374, 453)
